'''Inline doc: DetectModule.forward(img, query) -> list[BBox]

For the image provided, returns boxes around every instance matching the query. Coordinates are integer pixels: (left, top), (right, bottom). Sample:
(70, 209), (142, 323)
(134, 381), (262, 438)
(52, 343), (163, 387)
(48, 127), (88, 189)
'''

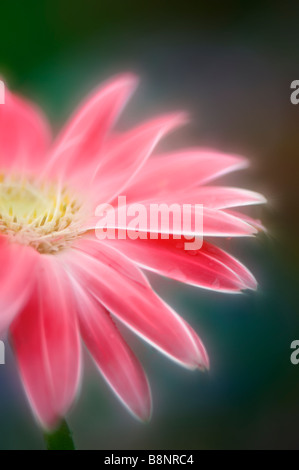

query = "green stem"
(43, 419), (76, 450)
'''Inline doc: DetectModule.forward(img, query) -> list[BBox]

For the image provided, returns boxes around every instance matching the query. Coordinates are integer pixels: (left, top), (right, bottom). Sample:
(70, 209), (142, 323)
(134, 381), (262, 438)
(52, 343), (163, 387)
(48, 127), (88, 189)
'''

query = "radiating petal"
(0, 86), (51, 173)
(71, 282), (151, 420)
(224, 209), (266, 232)
(10, 255), (82, 429)
(124, 150), (248, 202)
(99, 237), (256, 292)
(0, 236), (38, 335)
(182, 321), (210, 371)
(145, 186), (266, 210)
(90, 113), (188, 204)
(60, 240), (209, 371)
(45, 74), (138, 180)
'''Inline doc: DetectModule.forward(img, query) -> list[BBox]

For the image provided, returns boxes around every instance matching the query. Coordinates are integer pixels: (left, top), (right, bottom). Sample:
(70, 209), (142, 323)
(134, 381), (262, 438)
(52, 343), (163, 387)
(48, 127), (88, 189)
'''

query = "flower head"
(0, 74), (266, 429)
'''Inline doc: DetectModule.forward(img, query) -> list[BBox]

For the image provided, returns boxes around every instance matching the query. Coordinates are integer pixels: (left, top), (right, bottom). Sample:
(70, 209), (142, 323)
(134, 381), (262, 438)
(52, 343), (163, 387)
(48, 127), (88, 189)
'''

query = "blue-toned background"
(0, 1), (299, 449)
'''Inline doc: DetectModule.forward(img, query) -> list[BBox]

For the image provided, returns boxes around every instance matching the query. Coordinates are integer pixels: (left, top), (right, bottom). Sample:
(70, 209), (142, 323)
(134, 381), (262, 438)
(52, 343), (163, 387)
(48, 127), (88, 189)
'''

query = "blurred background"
(0, 0), (299, 450)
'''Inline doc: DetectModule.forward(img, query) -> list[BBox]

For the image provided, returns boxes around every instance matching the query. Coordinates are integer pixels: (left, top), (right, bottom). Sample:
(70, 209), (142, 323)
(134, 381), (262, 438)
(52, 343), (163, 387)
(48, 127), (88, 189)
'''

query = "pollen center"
(0, 175), (84, 254)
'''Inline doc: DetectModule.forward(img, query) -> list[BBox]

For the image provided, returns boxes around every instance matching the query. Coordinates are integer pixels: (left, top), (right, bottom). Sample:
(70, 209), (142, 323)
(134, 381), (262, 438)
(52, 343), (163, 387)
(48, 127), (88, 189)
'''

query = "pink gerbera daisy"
(0, 74), (266, 429)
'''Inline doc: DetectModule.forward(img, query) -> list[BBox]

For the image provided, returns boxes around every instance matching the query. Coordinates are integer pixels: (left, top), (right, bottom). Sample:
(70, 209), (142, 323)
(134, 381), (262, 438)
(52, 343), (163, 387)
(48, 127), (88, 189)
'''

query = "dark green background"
(0, 1), (299, 450)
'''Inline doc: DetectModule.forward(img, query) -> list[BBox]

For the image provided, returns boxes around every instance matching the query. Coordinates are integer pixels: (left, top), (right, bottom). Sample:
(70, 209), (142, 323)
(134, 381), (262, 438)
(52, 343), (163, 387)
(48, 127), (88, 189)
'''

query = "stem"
(43, 419), (76, 450)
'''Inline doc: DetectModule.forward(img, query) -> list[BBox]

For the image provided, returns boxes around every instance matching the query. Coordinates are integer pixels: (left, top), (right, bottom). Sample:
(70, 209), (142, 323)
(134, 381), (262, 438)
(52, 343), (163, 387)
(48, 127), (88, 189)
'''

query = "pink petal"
(200, 241), (258, 290)
(224, 209), (267, 232)
(60, 240), (209, 371)
(90, 113), (188, 204)
(0, 85), (51, 173)
(154, 186), (267, 210)
(71, 282), (151, 421)
(0, 236), (39, 336)
(45, 74), (138, 180)
(200, 207), (257, 236)
(100, 237), (257, 292)
(10, 255), (82, 429)
(182, 321), (210, 371)
(125, 150), (249, 202)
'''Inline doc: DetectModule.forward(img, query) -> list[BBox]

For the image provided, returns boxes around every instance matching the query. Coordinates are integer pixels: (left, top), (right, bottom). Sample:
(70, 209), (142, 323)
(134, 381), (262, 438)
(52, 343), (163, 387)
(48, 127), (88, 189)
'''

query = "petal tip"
(110, 72), (140, 95)
(197, 352), (210, 372)
(133, 396), (153, 423)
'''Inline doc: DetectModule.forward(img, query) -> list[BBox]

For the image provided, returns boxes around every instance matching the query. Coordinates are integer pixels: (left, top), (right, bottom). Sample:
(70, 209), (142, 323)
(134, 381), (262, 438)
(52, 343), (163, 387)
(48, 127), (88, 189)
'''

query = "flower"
(0, 74), (266, 429)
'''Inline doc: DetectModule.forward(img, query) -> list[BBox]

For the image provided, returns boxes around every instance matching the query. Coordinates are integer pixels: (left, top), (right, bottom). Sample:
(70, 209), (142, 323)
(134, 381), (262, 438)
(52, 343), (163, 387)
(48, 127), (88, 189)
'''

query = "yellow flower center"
(0, 174), (85, 254)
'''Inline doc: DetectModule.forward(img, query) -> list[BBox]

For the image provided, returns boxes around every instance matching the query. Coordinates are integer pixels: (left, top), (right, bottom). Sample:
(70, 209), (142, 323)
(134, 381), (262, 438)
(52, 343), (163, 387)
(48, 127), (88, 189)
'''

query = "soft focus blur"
(0, 1), (299, 450)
